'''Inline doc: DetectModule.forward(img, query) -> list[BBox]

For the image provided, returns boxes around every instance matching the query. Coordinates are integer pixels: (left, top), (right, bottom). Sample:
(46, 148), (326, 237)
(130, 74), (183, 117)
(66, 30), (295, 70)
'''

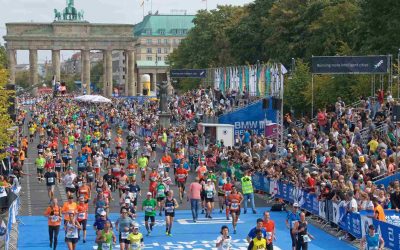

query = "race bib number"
(145, 206), (153, 212)
(121, 232), (129, 239)
(102, 243), (111, 250)
(158, 189), (165, 196)
(50, 216), (59, 222)
(302, 235), (311, 242)
(78, 213), (85, 220)
(231, 203), (239, 210)
(97, 208), (104, 214)
(206, 192), (213, 198)
(131, 192), (137, 199)
(165, 206), (173, 212)
(47, 177), (55, 184)
(131, 242), (141, 250)
(87, 172), (94, 178)
(291, 221), (297, 228)
(266, 232), (272, 240)
(77, 182), (82, 187)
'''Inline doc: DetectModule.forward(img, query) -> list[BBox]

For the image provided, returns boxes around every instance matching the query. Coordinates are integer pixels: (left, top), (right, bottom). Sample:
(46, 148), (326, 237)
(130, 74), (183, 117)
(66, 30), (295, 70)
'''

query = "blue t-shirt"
(93, 218), (112, 231)
(287, 211), (300, 229)
(243, 131), (250, 143)
(247, 227), (267, 239)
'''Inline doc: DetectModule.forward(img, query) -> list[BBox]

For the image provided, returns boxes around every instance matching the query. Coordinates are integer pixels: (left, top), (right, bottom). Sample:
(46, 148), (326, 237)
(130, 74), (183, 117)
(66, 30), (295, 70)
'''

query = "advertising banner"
(374, 172), (400, 187)
(312, 56), (389, 74)
(170, 69), (207, 78)
(218, 99), (277, 136)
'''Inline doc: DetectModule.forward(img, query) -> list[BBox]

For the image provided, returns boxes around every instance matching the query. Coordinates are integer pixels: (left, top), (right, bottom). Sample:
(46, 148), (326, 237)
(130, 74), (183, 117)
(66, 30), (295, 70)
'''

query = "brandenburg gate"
(3, 0), (137, 96)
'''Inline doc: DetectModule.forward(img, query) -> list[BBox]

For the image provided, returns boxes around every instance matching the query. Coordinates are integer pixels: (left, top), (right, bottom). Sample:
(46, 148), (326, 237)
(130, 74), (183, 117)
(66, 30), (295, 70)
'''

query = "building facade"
(112, 13), (195, 94)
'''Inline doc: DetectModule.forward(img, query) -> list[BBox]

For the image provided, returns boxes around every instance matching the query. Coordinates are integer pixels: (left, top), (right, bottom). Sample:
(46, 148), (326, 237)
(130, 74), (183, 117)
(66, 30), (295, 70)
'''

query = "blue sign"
(218, 99), (277, 136)
(170, 69), (207, 78)
(374, 172), (400, 187)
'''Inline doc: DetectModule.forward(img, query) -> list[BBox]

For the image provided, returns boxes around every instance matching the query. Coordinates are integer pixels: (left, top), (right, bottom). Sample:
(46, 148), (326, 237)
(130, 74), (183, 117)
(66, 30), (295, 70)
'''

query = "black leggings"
(49, 225), (60, 248)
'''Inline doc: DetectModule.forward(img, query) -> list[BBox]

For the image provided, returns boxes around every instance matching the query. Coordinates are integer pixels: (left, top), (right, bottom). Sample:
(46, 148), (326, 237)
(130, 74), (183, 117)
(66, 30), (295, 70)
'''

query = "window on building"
(146, 39), (152, 45)
(123, 67), (126, 73)
(122, 52), (125, 56)
(164, 39), (168, 45)
(145, 29), (152, 35)
(147, 56), (152, 61)
(182, 29), (187, 34)
(123, 75), (125, 79)
(147, 48), (152, 53)
(157, 56), (162, 62)
(157, 48), (162, 54)
(173, 39), (177, 45)
(164, 48), (169, 53)
(157, 39), (161, 45)
(164, 56), (168, 61)
(159, 29), (166, 35)
(177, 29), (183, 35)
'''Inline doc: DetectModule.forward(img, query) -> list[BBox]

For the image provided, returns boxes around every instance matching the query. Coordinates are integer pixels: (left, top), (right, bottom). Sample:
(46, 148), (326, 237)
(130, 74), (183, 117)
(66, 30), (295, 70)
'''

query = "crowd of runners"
(1, 87), (394, 250)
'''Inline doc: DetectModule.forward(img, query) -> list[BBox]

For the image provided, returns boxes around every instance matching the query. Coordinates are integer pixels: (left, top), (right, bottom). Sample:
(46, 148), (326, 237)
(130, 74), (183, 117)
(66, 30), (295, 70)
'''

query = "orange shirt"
(263, 220), (275, 243)
(127, 163), (137, 170)
(21, 138), (28, 148)
(79, 185), (91, 200)
(76, 203), (88, 221)
(44, 205), (62, 226)
(176, 168), (188, 182)
(197, 166), (207, 179)
(62, 201), (77, 221)
(161, 155), (172, 164)
(375, 204), (386, 222)
(228, 193), (242, 211)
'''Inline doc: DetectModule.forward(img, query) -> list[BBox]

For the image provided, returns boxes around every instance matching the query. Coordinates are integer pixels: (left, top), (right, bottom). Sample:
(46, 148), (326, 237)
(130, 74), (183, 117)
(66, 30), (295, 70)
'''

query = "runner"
(127, 222), (144, 250)
(360, 224), (384, 250)
(263, 211), (276, 250)
(76, 195), (89, 243)
(115, 208), (134, 250)
(164, 190), (179, 236)
(227, 186), (243, 234)
(175, 164), (188, 203)
(44, 198), (62, 250)
(142, 191), (157, 236)
(286, 203), (301, 250)
(247, 229), (267, 250)
(215, 225), (232, 250)
(292, 212), (315, 250)
(246, 218), (267, 243)
(138, 153), (148, 183)
(63, 167), (77, 197)
(44, 167), (57, 200)
(148, 168), (159, 198)
(64, 212), (81, 250)
(35, 153), (46, 183)
(217, 172), (228, 213)
(204, 178), (216, 219)
(189, 177), (202, 222)
(62, 196), (77, 225)
(95, 220), (116, 250)
(156, 178), (167, 216)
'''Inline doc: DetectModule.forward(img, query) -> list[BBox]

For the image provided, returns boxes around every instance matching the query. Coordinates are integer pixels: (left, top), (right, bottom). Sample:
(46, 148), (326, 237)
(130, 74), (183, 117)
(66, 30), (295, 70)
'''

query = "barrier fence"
(1, 196), (19, 250)
(252, 173), (400, 250)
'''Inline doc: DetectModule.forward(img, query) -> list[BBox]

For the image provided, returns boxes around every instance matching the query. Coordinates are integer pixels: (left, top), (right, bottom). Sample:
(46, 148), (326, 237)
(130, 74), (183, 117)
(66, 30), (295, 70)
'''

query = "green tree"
(15, 70), (30, 89)
(90, 61), (103, 91)
(284, 59), (311, 116)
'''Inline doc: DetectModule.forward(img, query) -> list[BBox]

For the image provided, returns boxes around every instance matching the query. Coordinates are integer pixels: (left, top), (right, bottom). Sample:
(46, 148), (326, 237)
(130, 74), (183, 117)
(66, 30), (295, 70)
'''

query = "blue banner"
(373, 219), (400, 250)
(374, 172), (400, 187)
(252, 174), (270, 193)
(218, 99), (277, 136)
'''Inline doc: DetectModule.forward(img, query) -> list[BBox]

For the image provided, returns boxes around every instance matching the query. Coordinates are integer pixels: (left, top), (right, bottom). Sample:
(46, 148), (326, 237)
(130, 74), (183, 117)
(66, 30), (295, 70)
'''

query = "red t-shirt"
(176, 168), (188, 182)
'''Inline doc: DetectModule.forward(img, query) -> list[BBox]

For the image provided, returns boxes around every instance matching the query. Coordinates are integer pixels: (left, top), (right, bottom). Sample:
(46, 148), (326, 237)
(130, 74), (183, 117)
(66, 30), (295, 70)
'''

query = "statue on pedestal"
(159, 81), (169, 113)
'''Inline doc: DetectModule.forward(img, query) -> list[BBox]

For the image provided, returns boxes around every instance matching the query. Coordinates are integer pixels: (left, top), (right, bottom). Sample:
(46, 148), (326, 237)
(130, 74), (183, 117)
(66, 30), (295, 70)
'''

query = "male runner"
(142, 192), (157, 236)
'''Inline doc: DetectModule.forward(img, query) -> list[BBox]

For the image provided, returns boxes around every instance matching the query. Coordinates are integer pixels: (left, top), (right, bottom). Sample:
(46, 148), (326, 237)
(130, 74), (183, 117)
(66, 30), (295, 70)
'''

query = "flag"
(140, 0), (145, 7)
(280, 63), (288, 97)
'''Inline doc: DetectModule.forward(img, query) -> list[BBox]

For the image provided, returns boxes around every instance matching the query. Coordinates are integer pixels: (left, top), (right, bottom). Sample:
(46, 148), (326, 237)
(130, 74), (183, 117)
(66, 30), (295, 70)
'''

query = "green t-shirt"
(142, 199), (157, 216)
(156, 184), (166, 198)
(35, 157), (46, 169)
(138, 157), (148, 169)
(98, 230), (113, 250)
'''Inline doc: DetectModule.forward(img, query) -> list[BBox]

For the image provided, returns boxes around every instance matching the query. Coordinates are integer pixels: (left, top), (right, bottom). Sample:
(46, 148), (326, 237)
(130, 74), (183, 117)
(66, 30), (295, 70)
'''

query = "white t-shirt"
(63, 173), (77, 188)
(216, 235), (232, 250)
(348, 198), (358, 213)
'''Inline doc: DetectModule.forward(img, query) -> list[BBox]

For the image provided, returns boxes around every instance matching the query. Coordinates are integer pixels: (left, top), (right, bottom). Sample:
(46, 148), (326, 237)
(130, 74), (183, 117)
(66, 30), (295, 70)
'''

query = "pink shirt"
(189, 182), (202, 200)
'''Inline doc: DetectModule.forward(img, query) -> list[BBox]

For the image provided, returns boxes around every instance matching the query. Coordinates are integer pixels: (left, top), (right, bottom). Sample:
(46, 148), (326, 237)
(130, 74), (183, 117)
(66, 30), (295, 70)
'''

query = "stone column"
(52, 49), (61, 82)
(81, 49), (91, 94)
(29, 49), (38, 96)
(152, 72), (157, 93)
(7, 49), (16, 84)
(103, 52), (107, 96)
(105, 50), (113, 97)
(126, 50), (136, 96)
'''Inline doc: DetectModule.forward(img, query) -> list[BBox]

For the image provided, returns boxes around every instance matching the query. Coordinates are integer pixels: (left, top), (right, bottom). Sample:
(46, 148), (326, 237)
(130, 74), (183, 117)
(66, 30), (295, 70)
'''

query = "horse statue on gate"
(54, 9), (62, 21)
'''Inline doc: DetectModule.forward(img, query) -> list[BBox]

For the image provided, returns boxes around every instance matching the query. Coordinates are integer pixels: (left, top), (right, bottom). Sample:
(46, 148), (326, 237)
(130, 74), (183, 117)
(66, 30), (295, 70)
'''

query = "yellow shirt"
(127, 233), (143, 249)
(251, 237), (267, 250)
(367, 139), (378, 152)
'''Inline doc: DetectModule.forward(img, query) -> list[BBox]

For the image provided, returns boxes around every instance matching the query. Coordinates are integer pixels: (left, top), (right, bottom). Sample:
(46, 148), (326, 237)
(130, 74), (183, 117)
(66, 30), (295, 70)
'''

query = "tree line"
(169, 0), (400, 116)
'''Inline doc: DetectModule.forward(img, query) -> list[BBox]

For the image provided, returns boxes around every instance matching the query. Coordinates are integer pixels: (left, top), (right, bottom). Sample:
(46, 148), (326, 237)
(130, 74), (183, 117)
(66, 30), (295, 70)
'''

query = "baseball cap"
(293, 203), (299, 207)
(147, 192), (152, 196)
(207, 179), (211, 182)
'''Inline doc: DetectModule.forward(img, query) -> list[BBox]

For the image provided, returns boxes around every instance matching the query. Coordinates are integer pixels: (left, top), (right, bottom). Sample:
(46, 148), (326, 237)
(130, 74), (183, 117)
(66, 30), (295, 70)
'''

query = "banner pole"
(311, 74), (314, 119)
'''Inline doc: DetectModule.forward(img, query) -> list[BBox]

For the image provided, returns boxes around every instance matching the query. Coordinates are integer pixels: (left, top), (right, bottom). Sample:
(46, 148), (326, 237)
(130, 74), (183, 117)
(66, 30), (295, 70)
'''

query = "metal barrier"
(1, 196), (20, 250)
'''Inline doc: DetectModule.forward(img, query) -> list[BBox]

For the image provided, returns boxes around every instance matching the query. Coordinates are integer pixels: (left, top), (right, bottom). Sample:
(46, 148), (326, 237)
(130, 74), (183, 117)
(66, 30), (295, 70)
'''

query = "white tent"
(73, 95), (111, 103)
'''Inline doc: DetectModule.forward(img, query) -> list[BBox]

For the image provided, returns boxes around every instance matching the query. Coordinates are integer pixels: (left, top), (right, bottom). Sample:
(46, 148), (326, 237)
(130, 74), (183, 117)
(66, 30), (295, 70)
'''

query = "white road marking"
(25, 160), (32, 216)
(177, 217), (244, 225)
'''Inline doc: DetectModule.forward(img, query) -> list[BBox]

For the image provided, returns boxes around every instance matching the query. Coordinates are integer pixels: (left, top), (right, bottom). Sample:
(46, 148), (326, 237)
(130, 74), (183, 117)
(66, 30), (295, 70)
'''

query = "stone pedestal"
(8, 49), (16, 84)
(81, 50), (91, 94)
(159, 112), (171, 129)
(126, 50), (136, 96)
(52, 50), (61, 82)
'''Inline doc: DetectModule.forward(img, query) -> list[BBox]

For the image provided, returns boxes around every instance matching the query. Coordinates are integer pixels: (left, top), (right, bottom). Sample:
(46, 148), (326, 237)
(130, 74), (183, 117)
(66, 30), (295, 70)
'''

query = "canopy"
(73, 95), (111, 103)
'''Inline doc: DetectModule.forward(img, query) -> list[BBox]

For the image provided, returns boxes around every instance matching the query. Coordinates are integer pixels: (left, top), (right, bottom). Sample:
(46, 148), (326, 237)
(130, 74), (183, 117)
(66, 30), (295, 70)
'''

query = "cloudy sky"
(0, 0), (253, 64)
